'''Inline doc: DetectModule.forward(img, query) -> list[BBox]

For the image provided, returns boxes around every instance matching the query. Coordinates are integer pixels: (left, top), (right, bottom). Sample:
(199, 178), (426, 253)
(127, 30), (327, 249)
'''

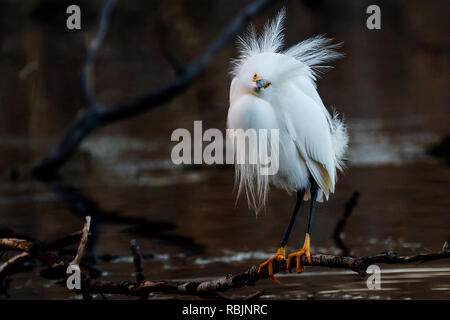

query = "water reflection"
(44, 178), (205, 259)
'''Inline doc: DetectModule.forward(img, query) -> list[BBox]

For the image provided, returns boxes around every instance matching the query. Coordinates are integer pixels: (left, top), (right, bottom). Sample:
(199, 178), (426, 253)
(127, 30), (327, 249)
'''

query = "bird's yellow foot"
(286, 233), (312, 273)
(257, 247), (286, 284)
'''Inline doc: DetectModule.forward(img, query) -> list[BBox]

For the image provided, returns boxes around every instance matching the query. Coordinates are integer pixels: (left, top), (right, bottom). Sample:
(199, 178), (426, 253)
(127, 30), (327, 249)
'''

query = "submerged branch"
(130, 239), (144, 283)
(333, 192), (359, 255)
(70, 216), (91, 266)
(0, 252), (31, 276)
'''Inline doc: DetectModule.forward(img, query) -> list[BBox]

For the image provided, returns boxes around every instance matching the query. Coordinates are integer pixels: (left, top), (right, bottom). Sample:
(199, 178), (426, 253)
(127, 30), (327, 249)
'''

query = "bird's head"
(234, 52), (281, 100)
(252, 73), (271, 93)
(233, 52), (302, 101)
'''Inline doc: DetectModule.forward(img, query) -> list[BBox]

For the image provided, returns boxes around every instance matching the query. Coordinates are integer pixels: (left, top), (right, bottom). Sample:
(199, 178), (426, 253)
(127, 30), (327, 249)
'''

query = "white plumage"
(227, 9), (348, 214)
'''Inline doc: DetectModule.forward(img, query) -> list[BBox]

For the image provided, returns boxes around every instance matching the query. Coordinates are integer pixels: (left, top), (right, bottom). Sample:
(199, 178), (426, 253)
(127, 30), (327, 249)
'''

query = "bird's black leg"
(306, 178), (318, 235)
(257, 189), (304, 283)
(286, 178), (318, 273)
(280, 190), (305, 247)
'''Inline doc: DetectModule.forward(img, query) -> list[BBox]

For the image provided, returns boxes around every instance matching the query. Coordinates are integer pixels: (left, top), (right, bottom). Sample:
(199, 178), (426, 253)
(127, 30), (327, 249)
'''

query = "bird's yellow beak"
(253, 73), (271, 91)
(255, 79), (266, 90)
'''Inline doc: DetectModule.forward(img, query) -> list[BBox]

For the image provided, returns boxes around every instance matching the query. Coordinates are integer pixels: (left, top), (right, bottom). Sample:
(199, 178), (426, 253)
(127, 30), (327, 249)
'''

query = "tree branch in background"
(80, 0), (117, 108)
(32, 0), (276, 178)
(1, 219), (449, 298)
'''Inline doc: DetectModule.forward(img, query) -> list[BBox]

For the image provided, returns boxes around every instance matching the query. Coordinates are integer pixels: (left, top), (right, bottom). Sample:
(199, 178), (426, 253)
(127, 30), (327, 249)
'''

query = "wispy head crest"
(231, 9), (343, 80)
(259, 7), (286, 53)
(231, 8), (286, 76)
(284, 34), (344, 80)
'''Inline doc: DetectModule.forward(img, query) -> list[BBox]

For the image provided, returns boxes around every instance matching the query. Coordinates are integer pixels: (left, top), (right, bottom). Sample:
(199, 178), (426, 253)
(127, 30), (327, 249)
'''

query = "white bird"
(227, 8), (348, 283)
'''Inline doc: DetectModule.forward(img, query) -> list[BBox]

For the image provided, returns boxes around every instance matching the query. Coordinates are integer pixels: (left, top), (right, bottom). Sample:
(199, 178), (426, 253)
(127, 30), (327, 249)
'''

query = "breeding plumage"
(227, 8), (348, 282)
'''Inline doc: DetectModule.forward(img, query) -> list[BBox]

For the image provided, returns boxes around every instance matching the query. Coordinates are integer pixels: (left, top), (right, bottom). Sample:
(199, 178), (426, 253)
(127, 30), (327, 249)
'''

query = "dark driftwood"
(0, 239), (34, 252)
(44, 231), (83, 251)
(32, 0), (276, 178)
(130, 239), (147, 300)
(333, 191), (359, 255)
(70, 216), (91, 266)
(1, 220), (449, 298)
(78, 249), (450, 297)
(130, 239), (144, 283)
(0, 252), (31, 276)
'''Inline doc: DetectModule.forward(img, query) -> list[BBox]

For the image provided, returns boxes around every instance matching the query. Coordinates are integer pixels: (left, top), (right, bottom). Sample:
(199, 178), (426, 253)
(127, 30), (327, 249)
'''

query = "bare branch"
(2, 229), (449, 298)
(0, 238), (63, 270)
(70, 216), (91, 266)
(130, 239), (147, 300)
(333, 191), (359, 255)
(0, 252), (31, 276)
(0, 239), (34, 252)
(81, 0), (117, 108)
(130, 239), (144, 282)
(160, 39), (186, 75)
(72, 248), (450, 297)
(44, 231), (83, 251)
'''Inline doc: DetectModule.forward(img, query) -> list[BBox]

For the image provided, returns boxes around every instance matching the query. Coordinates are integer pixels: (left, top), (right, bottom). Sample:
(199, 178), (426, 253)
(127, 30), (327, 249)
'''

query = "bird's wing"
(280, 83), (336, 198)
(292, 76), (348, 172)
(293, 76), (333, 123)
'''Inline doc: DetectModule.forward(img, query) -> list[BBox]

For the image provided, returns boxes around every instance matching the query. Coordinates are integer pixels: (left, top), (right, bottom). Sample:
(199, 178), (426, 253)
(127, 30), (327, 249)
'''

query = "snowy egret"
(227, 9), (348, 283)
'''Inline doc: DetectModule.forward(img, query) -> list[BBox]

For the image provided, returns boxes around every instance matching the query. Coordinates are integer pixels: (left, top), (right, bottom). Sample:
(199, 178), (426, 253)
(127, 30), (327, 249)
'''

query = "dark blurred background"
(0, 0), (449, 299)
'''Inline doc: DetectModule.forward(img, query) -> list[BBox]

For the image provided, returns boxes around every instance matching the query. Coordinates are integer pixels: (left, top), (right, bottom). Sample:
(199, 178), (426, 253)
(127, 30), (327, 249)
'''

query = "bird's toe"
(257, 247), (286, 284)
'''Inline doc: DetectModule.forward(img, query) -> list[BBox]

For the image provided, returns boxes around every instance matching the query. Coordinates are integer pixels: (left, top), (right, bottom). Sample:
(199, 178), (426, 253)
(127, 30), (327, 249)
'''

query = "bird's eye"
(264, 82), (271, 89)
(252, 74), (258, 82)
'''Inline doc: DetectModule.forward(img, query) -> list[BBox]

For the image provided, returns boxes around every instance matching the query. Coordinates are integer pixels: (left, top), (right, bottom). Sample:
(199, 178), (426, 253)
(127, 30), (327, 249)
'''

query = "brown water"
(0, 0), (449, 299)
